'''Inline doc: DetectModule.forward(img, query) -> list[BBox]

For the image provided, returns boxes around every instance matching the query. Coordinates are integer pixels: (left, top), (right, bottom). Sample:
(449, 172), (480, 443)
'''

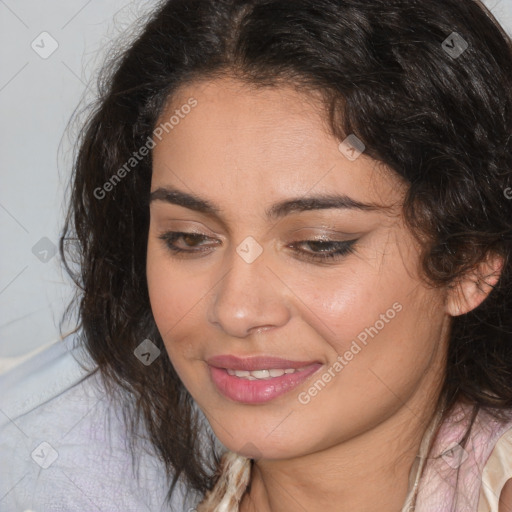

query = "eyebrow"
(149, 186), (380, 221)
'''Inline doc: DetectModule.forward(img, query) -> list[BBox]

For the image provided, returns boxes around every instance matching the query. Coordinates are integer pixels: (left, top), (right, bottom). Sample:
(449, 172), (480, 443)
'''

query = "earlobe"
(446, 253), (504, 317)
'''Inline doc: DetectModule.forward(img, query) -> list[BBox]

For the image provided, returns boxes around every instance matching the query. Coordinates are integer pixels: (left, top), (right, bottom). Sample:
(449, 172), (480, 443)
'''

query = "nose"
(207, 245), (291, 338)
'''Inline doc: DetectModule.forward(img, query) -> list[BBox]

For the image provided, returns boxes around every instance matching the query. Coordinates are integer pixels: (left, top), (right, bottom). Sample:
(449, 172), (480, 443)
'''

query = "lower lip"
(208, 363), (323, 404)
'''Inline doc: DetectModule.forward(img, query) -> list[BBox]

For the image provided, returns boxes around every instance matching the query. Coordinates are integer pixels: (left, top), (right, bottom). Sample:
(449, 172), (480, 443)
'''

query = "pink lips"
(207, 354), (323, 404)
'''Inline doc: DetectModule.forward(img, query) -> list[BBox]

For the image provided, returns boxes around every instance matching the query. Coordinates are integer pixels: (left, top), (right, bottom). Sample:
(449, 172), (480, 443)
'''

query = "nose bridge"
(208, 238), (290, 338)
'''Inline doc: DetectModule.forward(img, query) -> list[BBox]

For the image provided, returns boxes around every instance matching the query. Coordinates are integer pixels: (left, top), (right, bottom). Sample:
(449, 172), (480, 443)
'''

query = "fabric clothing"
(0, 330), (203, 512)
(413, 400), (512, 512)
(2, 330), (511, 511)
(195, 401), (512, 511)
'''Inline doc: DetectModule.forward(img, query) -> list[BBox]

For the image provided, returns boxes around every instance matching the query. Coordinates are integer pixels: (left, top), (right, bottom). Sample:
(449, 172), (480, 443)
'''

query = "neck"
(240, 382), (443, 512)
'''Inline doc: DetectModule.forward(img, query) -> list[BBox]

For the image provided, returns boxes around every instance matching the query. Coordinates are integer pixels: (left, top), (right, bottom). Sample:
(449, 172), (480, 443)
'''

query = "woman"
(3, 0), (512, 510)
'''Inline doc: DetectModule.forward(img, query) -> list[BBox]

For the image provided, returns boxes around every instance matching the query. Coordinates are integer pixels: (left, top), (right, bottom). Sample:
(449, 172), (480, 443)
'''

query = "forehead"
(156, 77), (330, 158)
(151, 77), (406, 215)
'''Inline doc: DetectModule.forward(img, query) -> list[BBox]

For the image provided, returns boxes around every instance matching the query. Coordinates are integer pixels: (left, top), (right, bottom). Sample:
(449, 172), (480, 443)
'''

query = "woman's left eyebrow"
(149, 186), (381, 221)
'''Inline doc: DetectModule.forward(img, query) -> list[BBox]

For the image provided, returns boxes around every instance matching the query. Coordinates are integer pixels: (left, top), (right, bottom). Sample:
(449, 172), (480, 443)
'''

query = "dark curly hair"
(59, 0), (512, 506)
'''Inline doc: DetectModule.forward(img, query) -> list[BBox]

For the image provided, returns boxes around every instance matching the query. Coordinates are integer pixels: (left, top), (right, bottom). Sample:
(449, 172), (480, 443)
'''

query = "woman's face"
(147, 77), (450, 460)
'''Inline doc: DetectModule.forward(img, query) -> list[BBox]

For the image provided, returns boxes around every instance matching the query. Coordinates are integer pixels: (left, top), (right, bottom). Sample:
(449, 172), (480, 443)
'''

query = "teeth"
(251, 369), (270, 379)
(226, 368), (300, 380)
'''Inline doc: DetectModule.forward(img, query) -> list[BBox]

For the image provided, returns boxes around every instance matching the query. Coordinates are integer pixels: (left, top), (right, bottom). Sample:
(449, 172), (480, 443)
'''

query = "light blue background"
(1, 0), (511, 372)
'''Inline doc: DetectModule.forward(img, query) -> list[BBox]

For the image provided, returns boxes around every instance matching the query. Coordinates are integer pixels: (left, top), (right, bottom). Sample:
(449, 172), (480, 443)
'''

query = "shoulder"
(478, 411), (512, 512)
(0, 331), (198, 512)
(415, 402), (512, 512)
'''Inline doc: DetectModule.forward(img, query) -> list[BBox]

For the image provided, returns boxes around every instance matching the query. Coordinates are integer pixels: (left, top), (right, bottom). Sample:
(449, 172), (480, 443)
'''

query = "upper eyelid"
(158, 230), (360, 252)
(160, 230), (357, 242)
(154, 220), (363, 236)
(158, 232), (358, 258)
(158, 232), (360, 258)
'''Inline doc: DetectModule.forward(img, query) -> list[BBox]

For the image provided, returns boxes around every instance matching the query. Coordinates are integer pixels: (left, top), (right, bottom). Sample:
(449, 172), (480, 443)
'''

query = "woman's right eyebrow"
(149, 186), (381, 222)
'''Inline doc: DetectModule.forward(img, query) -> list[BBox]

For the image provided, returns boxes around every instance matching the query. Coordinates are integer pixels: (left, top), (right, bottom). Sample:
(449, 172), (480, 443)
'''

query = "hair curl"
(60, 0), (512, 505)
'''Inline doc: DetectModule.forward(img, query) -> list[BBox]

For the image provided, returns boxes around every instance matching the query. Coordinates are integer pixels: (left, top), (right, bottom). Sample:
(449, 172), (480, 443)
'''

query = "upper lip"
(207, 355), (321, 371)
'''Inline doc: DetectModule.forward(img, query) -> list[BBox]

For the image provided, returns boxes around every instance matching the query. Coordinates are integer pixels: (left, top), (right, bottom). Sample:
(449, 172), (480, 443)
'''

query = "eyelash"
(157, 231), (357, 262)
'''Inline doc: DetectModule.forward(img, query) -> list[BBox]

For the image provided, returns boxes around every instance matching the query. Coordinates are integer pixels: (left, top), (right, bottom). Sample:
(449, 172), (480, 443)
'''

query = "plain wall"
(1, 0), (511, 372)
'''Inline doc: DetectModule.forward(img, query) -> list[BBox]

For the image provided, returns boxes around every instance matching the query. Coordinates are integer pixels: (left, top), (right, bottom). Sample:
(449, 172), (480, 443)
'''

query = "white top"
(0, 331), (204, 512)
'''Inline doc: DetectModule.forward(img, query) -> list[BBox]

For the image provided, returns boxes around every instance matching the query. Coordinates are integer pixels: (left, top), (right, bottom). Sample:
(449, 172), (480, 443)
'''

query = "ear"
(446, 252), (504, 317)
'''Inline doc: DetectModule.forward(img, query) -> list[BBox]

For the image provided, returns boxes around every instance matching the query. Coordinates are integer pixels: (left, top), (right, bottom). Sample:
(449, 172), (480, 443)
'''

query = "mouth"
(207, 354), (321, 371)
(206, 355), (323, 403)
(225, 367), (306, 380)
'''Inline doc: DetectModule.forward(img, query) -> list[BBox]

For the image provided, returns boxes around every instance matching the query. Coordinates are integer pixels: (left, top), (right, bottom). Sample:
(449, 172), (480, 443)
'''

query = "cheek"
(146, 241), (174, 329)
(286, 248), (444, 383)
(283, 233), (413, 347)
(292, 279), (445, 445)
(146, 239), (197, 356)
(283, 263), (406, 354)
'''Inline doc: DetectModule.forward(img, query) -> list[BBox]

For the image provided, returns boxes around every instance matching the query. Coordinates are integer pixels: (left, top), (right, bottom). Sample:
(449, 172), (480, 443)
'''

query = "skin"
(500, 480), (512, 512)
(146, 77), (499, 512)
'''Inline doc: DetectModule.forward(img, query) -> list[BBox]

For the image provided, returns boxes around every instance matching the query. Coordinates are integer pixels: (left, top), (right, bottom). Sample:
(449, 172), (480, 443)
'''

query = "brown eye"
(158, 231), (357, 263)
(289, 239), (358, 262)
(158, 231), (219, 255)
